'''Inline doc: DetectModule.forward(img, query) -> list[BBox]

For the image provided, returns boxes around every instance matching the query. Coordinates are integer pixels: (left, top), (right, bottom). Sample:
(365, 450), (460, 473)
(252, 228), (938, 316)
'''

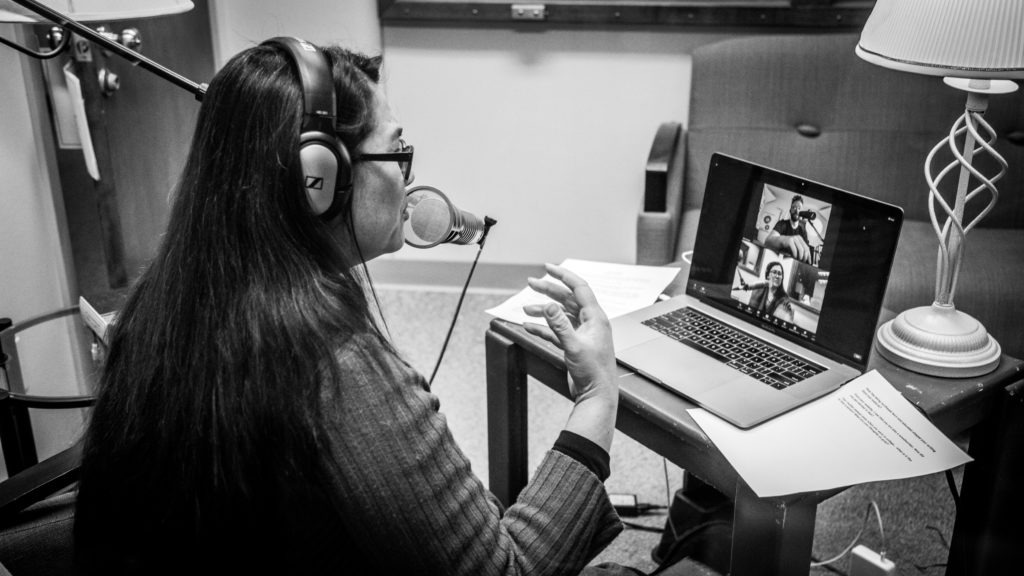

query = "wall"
(381, 25), (729, 269)
(208, 0), (382, 64)
(206, 1), (735, 273)
(0, 23), (88, 476)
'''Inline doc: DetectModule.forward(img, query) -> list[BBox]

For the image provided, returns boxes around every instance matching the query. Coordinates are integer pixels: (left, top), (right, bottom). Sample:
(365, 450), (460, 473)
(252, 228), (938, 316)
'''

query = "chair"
(0, 312), (95, 574)
(637, 33), (1024, 360)
(0, 447), (80, 575)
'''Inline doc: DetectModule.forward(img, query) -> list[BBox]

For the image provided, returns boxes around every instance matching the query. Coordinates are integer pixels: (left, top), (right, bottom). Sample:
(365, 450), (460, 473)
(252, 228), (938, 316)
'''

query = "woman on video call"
(748, 261), (795, 322)
(71, 37), (672, 575)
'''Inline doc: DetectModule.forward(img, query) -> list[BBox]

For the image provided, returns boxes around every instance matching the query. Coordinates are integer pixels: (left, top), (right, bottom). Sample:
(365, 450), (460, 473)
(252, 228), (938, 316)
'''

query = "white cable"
(811, 500), (884, 568)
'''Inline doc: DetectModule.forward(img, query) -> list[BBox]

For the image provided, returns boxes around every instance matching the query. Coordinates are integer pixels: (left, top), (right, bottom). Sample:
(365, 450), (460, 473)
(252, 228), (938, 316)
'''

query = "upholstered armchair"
(637, 34), (1024, 360)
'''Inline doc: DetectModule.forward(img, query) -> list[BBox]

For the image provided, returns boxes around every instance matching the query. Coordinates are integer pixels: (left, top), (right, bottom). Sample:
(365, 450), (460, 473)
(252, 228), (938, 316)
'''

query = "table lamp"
(1, 0), (201, 289)
(0, 1), (196, 84)
(0, 0), (192, 22)
(856, 0), (1023, 377)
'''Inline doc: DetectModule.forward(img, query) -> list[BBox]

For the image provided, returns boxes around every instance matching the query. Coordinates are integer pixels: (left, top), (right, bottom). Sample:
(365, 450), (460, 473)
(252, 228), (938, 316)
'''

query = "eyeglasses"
(768, 269), (784, 277)
(353, 139), (415, 183)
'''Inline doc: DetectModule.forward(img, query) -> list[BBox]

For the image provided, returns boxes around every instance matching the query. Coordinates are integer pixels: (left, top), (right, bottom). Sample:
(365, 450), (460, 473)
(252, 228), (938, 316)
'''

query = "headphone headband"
(261, 37), (352, 217)
(265, 37), (335, 135)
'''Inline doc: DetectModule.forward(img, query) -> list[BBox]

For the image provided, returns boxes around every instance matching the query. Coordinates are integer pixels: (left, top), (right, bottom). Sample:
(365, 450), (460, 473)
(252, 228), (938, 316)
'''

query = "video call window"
(730, 183), (834, 337)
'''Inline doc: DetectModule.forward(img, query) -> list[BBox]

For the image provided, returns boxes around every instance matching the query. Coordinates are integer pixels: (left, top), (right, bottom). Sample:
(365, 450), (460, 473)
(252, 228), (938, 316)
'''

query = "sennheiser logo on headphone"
(305, 176), (324, 190)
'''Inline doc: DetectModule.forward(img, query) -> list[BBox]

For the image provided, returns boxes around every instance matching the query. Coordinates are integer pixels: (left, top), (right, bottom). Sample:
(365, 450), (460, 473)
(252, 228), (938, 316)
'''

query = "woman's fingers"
(522, 321), (558, 346)
(527, 276), (579, 316)
(523, 302), (576, 348)
(527, 264), (603, 317)
(542, 264), (601, 307)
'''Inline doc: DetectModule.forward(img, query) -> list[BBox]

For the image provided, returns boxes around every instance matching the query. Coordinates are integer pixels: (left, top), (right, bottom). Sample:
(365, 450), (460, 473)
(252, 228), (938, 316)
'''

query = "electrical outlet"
(850, 544), (896, 576)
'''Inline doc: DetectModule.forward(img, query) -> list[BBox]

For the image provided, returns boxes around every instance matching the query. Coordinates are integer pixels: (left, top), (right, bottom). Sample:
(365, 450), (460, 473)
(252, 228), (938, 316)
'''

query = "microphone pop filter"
(410, 195), (452, 244)
(403, 186), (484, 248)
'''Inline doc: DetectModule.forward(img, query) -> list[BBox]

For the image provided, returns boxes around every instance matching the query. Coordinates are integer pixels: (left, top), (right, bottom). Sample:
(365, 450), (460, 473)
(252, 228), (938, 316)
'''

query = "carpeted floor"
(376, 285), (963, 575)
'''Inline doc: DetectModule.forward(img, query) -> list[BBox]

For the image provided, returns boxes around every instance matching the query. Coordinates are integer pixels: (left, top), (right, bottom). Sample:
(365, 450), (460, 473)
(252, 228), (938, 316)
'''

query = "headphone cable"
(428, 217), (497, 387)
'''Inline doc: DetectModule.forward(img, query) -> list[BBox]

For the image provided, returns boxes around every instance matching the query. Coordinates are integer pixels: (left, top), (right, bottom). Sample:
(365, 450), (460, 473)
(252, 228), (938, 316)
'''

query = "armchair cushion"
(0, 492), (75, 575)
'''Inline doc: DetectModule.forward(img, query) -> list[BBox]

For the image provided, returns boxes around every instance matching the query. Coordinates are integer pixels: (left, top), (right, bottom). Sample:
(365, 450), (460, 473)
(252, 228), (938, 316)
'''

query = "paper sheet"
(485, 258), (680, 325)
(63, 63), (99, 180)
(690, 370), (972, 497)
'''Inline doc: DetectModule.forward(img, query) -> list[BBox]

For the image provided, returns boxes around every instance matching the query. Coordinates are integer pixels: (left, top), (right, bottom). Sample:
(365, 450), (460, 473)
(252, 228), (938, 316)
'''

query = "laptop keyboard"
(641, 307), (825, 390)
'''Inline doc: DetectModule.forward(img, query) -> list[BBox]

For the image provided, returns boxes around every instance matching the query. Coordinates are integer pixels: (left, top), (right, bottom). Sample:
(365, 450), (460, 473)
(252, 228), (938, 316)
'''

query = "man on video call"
(766, 195), (813, 263)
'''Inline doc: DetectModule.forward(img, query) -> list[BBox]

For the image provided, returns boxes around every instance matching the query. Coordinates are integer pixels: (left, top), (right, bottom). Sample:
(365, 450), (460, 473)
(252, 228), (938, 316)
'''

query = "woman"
(73, 39), (629, 575)
(749, 261), (795, 322)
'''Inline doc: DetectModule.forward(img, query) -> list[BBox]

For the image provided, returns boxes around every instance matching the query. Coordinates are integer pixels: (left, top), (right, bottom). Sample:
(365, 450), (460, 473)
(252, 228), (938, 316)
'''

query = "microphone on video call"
(404, 186), (490, 248)
(733, 280), (768, 291)
(798, 210), (817, 220)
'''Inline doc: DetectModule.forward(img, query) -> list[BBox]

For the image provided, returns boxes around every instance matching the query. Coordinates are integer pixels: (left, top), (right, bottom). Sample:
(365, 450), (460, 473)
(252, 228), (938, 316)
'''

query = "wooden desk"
(485, 271), (1024, 576)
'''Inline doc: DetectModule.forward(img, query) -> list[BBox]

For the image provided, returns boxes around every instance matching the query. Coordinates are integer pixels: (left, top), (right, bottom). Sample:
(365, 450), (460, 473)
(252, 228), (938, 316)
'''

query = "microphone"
(403, 186), (490, 248)
(733, 280), (768, 291)
(798, 210), (817, 220)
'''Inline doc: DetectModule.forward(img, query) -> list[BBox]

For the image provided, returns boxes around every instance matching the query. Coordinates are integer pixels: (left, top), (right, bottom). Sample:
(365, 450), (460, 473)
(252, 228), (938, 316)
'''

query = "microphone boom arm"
(8, 0), (207, 99)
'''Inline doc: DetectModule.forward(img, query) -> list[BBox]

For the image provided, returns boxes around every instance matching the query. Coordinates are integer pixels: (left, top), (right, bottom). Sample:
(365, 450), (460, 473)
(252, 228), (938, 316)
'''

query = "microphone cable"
(428, 216), (498, 387)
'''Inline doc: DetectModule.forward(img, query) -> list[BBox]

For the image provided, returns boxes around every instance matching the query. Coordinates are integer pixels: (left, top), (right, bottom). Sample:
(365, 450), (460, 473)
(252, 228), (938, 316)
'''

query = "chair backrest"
(683, 33), (1024, 227)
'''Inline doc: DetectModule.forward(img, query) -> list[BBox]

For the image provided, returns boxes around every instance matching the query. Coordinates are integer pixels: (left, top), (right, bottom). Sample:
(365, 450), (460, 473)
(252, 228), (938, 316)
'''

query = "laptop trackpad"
(618, 338), (733, 396)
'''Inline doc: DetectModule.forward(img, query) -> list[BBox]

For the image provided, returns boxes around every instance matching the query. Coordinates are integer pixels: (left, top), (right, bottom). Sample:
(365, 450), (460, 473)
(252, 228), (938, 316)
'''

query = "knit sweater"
(323, 334), (624, 575)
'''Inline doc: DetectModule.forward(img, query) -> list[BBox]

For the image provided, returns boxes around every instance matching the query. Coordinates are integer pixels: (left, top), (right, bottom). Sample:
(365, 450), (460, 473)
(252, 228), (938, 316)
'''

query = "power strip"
(849, 545), (896, 576)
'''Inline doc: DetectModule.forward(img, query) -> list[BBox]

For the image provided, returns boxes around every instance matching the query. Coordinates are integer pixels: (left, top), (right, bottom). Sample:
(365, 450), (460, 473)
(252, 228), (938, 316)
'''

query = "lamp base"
(875, 304), (1000, 378)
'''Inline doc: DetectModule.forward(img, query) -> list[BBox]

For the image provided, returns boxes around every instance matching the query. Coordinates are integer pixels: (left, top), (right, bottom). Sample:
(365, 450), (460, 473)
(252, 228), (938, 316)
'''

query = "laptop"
(612, 153), (903, 428)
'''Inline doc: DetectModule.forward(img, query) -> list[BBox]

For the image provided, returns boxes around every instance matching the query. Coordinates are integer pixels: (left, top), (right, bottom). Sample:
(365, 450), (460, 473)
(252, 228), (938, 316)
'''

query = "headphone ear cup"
(316, 142), (353, 222)
(299, 133), (341, 215)
(299, 132), (353, 217)
(334, 139), (352, 192)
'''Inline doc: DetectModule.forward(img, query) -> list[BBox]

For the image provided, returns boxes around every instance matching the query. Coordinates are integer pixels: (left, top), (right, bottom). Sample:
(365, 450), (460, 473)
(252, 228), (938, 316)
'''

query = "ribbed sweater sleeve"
(553, 430), (611, 482)
(321, 335), (623, 575)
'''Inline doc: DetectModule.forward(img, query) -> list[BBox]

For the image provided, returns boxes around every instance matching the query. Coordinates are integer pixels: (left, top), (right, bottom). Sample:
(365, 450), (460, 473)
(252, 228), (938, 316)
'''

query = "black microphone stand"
(5, 0), (206, 99)
(427, 217), (497, 387)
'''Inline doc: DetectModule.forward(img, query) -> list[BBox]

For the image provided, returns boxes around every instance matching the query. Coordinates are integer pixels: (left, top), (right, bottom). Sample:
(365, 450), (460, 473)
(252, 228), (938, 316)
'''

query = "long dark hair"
(74, 41), (386, 574)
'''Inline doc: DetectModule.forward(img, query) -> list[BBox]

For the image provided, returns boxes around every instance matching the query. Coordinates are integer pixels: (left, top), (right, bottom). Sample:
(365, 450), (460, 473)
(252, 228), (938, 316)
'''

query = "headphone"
(262, 37), (352, 219)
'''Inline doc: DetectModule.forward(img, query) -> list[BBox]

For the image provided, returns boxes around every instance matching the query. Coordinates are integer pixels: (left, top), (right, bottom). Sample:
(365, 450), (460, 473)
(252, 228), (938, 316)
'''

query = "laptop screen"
(687, 153), (903, 369)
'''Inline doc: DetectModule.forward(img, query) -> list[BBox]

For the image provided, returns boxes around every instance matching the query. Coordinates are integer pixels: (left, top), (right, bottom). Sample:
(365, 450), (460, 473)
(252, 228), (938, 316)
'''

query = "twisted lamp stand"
(875, 78), (1017, 378)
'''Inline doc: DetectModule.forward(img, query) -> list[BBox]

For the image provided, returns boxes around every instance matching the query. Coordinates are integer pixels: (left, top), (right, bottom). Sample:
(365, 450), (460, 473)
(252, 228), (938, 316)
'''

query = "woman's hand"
(522, 264), (619, 451)
(522, 264), (617, 403)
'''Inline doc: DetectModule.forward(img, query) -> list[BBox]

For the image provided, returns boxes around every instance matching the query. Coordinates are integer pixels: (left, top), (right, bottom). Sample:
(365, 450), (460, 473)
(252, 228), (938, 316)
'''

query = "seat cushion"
(0, 492), (75, 576)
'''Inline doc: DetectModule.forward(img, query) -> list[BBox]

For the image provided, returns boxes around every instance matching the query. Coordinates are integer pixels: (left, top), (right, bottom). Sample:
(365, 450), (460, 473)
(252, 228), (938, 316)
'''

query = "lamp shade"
(856, 0), (1024, 79)
(0, 0), (193, 23)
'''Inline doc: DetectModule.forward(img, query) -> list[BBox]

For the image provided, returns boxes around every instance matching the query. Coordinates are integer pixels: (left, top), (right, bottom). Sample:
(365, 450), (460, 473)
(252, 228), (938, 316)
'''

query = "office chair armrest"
(0, 443), (82, 526)
(637, 121), (686, 265)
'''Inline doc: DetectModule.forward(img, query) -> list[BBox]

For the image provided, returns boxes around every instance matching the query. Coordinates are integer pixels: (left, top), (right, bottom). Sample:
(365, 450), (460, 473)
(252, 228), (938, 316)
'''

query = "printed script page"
(486, 258), (680, 325)
(689, 370), (972, 497)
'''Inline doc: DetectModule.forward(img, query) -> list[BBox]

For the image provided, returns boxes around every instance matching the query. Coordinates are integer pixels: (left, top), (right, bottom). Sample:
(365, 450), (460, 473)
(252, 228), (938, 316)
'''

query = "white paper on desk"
(485, 258), (679, 325)
(63, 63), (100, 181)
(689, 370), (972, 498)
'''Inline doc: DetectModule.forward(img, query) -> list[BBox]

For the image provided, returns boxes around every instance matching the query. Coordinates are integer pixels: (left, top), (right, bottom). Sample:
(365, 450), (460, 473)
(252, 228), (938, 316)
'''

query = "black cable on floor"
(944, 469), (959, 510)
(622, 520), (664, 533)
